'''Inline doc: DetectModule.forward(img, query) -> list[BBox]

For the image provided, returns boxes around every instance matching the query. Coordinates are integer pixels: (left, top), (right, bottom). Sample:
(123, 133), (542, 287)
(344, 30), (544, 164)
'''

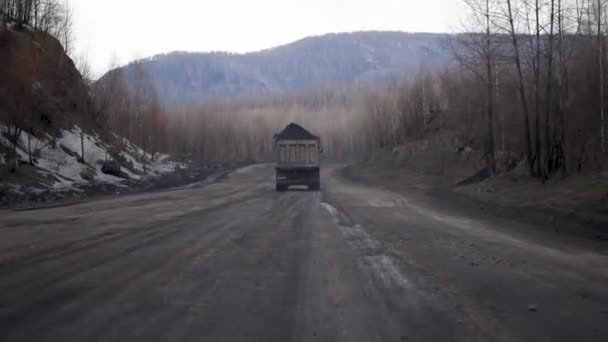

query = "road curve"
(0, 164), (607, 342)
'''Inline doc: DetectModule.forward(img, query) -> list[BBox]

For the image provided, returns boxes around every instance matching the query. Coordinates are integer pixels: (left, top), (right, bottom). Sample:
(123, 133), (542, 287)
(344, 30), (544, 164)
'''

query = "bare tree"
(484, 0), (497, 174)
(599, 0), (606, 153)
(505, 0), (535, 176)
(556, 0), (570, 174)
(528, 0), (542, 176)
(57, 0), (72, 56)
(543, 0), (556, 177)
(454, 0), (498, 174)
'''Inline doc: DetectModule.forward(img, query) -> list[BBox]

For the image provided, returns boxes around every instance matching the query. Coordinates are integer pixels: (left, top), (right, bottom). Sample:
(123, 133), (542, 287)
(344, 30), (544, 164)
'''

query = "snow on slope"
(1, 125), (185, 190)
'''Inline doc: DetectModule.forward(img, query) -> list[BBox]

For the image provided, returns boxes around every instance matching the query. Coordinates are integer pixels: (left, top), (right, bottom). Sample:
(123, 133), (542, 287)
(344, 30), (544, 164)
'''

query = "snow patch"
(1, 125), (184, 190)
(337, 224), (381, 251)
(320, 202), (339, 220)
(364, 255), (411, 289)
(234, 164), (266, 175)
(322, 200), (410, 290)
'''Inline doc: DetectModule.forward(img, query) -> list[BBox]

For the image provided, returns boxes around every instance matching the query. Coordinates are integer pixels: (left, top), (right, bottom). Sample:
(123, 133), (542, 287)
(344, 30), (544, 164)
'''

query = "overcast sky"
(70, 0), (464, 76)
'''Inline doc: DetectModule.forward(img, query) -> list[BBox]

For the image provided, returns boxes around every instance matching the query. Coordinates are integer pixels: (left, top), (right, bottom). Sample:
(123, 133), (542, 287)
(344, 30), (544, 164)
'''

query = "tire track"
(88, 190), (301, 342)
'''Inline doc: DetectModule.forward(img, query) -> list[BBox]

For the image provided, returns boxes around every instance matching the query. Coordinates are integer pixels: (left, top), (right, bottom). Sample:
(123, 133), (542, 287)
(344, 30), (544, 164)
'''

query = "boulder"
(512, 159), (529, 177)
(80, 167), (96, 182)
(101, 162), (129, 179)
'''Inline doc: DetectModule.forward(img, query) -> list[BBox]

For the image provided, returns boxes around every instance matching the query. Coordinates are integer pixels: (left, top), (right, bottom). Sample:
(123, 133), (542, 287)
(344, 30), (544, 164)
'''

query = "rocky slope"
(0, 24), (190, 206)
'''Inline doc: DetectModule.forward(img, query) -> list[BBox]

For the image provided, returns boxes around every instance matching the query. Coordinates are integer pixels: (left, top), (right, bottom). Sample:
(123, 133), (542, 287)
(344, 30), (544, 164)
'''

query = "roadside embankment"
(341, 161), (608, 243)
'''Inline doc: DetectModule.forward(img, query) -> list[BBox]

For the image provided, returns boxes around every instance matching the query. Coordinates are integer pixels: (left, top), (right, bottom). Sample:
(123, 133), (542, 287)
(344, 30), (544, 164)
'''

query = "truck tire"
(276, 184), (287, 192)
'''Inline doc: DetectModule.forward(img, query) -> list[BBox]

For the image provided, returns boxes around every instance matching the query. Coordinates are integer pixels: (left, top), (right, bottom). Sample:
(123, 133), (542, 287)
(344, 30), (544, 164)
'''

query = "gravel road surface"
(1, 164), (607, 341)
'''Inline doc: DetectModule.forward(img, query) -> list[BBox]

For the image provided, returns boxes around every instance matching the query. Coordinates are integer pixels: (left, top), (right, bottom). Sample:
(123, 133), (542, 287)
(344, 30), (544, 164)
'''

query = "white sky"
(70, 0), (464, 76)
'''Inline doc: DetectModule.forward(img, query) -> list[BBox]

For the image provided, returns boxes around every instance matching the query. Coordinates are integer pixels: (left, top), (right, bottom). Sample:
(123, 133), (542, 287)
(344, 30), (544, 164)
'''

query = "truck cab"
(274, 123), (321, 191)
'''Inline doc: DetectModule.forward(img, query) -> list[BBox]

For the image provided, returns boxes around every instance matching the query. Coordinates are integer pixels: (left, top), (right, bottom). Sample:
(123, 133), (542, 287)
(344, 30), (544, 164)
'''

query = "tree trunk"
(600, 0), (606, 153)
(9, 126), (21, 173)
(557, 0), (569, 175)
(544, 0), (556, 177)
(27, 131), (33, 165)
(507, 0), (535, 176)
(142, 148), (147, 174)
(486, 0), (496, 175)
(12, 142), (17, 172)
(80, 132), (85, 162)
(534, 0), (542, 177)
(496, 67), (505, 153)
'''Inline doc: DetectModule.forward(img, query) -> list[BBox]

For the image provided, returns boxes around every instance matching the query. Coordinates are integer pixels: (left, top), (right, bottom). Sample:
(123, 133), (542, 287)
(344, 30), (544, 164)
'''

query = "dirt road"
(1, 164), (607, 341)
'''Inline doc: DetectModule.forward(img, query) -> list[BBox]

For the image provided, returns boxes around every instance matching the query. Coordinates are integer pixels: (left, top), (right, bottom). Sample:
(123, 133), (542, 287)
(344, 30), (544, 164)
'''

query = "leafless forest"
(1, 0), (72, 51)
(2, 0), (607, 179)
(359, 0), (608, 179)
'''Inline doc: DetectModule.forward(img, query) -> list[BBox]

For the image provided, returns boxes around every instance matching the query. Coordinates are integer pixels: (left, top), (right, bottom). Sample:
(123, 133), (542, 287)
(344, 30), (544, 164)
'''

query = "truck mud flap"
(276, 168), (320, 191)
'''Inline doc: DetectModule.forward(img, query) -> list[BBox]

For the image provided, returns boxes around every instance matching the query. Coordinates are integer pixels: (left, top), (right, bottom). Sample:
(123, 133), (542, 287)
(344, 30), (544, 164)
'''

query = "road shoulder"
(338, 163), (608, 252)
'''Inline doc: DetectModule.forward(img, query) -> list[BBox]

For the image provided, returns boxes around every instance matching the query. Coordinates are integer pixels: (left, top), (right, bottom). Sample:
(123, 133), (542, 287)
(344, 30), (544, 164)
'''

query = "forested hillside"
(2, 0), (607, 196)
(99, 32), (451, 105)
(359, 0), (608, 181)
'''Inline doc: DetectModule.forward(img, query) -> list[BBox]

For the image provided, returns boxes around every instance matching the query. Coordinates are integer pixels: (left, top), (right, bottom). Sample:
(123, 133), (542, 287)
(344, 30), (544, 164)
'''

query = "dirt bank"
(341, 163), (608, 246)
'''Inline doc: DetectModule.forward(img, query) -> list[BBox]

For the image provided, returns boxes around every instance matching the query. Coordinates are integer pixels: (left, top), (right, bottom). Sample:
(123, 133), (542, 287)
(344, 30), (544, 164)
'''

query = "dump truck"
(274, 123), (321, 191)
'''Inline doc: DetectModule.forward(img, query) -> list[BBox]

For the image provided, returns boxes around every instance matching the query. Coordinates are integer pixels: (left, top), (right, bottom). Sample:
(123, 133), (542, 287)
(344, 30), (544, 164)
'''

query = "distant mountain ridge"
(99, 31), (452, 105)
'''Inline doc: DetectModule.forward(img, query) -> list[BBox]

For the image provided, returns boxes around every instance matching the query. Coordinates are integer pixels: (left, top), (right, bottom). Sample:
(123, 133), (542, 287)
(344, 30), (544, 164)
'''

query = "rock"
(528, 304), (538, 312)
(101, 162), (129, 179)
(512, 159), (529, 176)
(80, 168), (95, 182)
(59, 144), (79, 158)
(456, 168), (492, 186)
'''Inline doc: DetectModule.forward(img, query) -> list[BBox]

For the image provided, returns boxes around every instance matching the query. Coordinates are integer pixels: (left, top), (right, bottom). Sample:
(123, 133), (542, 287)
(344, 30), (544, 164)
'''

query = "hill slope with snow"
(98, 31), (451, 105)
(0, 125), (186, 204)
